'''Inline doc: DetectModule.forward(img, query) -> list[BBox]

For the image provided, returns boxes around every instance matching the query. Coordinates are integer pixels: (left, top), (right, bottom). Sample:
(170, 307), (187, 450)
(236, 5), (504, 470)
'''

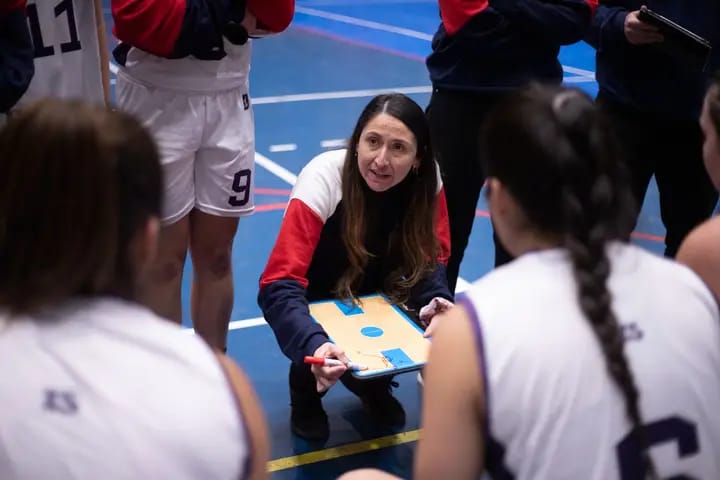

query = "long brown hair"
(0, 98), (162, 315)
(335, 93), (438, 304)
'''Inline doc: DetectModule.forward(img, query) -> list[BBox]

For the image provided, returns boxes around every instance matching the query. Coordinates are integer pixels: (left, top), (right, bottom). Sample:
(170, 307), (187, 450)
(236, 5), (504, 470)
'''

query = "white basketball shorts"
(116, 71), (255, 224)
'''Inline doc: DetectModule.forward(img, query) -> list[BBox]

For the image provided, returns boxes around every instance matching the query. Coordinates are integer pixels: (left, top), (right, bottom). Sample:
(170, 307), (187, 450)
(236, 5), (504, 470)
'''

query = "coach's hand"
(625, 7), (664, 45)
(311, 342), (349, 393)
(420, 297), (454, 338)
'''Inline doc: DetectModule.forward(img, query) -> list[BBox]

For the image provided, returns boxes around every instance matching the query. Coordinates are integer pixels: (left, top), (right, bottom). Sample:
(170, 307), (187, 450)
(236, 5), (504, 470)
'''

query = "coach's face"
(701, 90), (720, 190)
(357, 113), (419, 192)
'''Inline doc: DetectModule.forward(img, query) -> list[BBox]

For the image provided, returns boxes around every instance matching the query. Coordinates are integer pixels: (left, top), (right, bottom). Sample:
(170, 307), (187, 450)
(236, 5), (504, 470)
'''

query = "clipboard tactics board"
(308, 294), (430, 379)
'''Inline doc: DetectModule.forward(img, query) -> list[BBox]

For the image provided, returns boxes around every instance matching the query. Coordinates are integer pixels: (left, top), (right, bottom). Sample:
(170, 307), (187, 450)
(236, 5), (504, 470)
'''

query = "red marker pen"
(304, 356), (368, 371)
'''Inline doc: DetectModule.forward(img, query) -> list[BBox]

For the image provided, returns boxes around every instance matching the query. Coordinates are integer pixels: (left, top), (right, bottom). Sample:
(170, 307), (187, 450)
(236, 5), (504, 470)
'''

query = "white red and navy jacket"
(258, 149), (452, 365)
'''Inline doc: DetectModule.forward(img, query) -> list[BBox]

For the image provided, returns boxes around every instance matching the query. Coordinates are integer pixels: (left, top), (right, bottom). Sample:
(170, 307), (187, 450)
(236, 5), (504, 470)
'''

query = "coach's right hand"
(311, 342), (349, 393)
(625, 7), (664, 45)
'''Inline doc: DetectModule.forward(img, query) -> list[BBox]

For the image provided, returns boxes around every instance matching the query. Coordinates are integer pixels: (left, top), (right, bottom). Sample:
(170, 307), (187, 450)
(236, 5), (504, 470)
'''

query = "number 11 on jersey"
(26, 0), (82, 58)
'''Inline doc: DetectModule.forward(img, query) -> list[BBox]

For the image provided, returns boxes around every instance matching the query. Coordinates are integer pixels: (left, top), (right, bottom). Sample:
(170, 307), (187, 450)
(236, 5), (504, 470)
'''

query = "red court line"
(255, 202), (289, 212)
(256, 188), (292, 196)
(292, 25), (426, 63)
(630, 231), (665, 242)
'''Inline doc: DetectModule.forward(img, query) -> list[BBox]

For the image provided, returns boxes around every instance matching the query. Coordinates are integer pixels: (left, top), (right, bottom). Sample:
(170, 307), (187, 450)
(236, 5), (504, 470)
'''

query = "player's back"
(0, 297), (248, 479)
(460, 242), (720, 479)
(18, 0), (107, 107)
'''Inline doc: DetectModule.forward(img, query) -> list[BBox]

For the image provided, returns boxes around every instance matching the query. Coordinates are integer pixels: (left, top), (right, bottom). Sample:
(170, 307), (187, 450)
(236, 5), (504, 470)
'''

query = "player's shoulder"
(297, 148), (346, 181)
(622, 240), (708, 288)
(70, 298), (216, 359)
(291, 148), (346, 220)
(676, 216), (720, 298)
(677, 216), (720, 271)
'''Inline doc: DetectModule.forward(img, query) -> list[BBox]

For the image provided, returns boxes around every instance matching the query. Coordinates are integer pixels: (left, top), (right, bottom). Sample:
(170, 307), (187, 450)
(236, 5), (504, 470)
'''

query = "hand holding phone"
(625, 6), (664, 45)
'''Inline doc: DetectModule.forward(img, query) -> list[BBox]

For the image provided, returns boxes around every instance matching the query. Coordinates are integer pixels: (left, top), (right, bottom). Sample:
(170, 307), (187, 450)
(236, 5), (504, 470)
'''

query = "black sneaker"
(359, 381), (406, 427)
(288, 362), (330, 441)
(290, 398), (329, 441)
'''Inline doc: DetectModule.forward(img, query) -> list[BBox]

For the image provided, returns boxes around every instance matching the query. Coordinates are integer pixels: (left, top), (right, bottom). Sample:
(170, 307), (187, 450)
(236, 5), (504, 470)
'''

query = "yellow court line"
(267, 429), (421, 472)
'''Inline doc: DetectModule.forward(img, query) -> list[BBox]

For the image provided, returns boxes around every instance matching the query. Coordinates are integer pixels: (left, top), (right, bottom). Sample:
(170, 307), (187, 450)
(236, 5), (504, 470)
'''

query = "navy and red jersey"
(258, 149), (453, 365)
(111, 0), (294, 61)
(0, 0), (26, 10)
(427, 0), (597, 91)
(0, 0), (33, 113)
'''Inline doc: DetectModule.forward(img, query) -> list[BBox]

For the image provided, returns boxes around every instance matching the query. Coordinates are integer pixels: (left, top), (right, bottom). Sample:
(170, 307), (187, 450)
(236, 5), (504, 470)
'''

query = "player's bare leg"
(189, 210), (239, 351)
(139, 216), (190, 323)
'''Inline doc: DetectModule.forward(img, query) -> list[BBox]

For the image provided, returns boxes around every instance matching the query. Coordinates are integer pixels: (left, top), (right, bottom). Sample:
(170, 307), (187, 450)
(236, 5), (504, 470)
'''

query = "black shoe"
(288, 362), (330, 441)
(360, 381), (406, 427)
(290, 399), (329, 441)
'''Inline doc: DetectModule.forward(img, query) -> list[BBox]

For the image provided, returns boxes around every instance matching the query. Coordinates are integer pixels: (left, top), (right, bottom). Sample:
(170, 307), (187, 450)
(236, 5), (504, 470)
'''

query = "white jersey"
(18, 0), (106, 107)
(0, 298), (249, 480)
(120, 39), (252, 93)
(460, 242), (720, 479)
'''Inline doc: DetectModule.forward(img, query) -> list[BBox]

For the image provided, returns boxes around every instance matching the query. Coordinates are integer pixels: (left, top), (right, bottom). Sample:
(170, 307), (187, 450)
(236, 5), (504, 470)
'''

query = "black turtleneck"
(305, 175), (414, 302)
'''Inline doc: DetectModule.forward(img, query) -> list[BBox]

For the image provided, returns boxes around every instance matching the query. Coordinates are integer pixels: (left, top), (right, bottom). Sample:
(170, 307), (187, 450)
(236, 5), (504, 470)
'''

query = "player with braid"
(340, 83), (720, 480)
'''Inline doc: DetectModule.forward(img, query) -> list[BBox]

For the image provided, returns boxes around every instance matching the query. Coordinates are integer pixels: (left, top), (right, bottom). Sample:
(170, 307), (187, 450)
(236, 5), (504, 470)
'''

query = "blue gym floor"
(102, 1), (666, 478)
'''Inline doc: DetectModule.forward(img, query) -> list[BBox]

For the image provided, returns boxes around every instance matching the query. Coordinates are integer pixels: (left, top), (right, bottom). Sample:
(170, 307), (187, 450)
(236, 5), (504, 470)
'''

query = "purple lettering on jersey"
(43, 389), (78, 414)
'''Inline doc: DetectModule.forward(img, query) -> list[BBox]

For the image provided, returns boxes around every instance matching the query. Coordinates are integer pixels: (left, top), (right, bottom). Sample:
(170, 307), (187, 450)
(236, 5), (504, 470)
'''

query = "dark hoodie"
(426, 0), (597, 92)
(586, 1), (720, 120)
(0, 3), (34, 113)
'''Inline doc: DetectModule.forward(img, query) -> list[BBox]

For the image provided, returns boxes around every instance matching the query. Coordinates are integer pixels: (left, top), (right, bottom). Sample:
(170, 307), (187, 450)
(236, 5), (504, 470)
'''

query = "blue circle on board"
(361, 326), (384, 338)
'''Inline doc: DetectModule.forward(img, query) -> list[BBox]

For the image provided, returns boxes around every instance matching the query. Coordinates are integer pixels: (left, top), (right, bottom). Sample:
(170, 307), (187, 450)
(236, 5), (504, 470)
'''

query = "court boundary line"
(255, 152), (298, 185)
(295, 6), (596, 79)
(267, 429), (421, 472)
(253, 86), (433, 105)
(297, 6), (434, 41)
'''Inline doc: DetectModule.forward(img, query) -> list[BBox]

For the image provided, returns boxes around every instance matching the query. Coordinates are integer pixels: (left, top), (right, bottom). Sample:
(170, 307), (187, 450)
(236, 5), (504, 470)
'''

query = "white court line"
(295, 6), (596, 79)
(321, 138), (347, 148)
(563, 75), (596, 84)
(269, 143), (298, 152)
(106, 60), (429, 102)
(107, 60), (431, 101)
(106, 21), (593, 91)
(185, 316), (267, 333)
(561, 65), (596, 79)
(296, 6), (434, 41)
(253, 86), (432, 105)
(254, 152), (298, 185)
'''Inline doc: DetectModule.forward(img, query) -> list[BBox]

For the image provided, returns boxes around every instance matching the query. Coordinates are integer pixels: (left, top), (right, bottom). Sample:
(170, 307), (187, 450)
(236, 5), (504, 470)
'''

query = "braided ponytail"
(561, 186), (655, 479)
(553, 93), (657, 480)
